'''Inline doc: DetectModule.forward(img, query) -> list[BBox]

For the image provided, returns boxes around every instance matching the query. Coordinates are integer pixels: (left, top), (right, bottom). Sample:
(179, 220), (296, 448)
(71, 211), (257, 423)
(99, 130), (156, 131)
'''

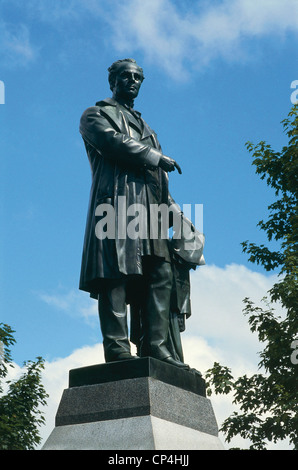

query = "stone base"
(42, 357), (224, 450)
(42, 415), (224, 450)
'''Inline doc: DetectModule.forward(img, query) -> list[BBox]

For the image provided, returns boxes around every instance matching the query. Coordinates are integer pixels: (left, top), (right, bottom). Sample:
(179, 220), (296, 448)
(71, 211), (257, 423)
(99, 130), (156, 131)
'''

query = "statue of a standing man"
(79, 58), (189, 369)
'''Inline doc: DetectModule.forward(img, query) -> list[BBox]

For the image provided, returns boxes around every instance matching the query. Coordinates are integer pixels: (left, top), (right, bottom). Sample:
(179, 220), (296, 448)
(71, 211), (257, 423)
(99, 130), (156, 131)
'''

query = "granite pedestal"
(42, 357), (224, 450)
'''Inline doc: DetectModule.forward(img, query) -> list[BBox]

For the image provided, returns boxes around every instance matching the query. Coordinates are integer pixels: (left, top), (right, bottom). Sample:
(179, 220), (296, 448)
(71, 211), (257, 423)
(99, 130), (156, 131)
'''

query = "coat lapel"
(141, 120), (155, 140)
(95, 98), (125, 133)
(96, 97), (157, 144)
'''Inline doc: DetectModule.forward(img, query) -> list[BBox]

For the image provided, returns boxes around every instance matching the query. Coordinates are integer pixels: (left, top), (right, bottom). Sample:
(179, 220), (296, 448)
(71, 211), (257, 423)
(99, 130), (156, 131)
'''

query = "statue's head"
(108, 58), (145, 103)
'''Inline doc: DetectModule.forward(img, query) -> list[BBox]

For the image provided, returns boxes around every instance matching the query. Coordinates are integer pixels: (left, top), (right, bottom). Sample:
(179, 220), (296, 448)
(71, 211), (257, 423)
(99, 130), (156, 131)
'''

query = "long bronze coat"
(79, 98), (174, 297)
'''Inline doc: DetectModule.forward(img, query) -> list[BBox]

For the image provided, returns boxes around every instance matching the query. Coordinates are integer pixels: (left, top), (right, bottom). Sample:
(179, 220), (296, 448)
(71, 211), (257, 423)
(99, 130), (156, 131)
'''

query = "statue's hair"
(108, 58), (145, 90)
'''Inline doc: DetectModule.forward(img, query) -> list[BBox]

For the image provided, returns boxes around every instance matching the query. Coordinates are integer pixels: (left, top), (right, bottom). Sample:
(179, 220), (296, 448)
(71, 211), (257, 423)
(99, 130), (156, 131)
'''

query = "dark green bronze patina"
(79, 59), (204, 370)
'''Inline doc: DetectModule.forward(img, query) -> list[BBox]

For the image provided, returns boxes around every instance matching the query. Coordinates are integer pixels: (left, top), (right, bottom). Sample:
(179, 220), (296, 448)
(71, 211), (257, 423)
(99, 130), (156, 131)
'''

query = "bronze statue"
(79, 59), (204, 369)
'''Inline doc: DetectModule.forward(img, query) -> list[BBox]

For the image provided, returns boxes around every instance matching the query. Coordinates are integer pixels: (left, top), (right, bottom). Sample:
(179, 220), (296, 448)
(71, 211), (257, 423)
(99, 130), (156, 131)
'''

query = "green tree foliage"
(205, 105), (298, 450)
(0, 323), (48, 450)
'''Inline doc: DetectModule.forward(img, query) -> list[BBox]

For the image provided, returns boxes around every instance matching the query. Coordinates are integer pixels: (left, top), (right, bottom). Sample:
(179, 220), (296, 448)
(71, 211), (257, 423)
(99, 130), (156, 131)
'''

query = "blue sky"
(1, 0), (297, 449)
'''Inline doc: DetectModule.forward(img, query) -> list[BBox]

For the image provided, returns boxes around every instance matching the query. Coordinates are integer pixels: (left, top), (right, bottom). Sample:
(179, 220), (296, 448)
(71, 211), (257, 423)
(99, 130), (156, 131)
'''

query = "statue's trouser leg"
(98, 279), (131, 362)
(139, 257), (173, 360)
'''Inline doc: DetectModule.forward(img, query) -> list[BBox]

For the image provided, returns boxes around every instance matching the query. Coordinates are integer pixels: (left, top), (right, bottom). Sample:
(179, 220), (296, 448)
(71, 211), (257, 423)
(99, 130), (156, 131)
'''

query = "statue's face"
(113, 63), (143, 101)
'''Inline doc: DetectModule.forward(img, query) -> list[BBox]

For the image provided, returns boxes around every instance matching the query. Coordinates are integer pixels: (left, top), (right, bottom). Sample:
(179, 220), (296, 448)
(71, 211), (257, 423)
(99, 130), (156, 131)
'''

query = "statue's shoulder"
(95, 97), (116, 109)
(94, 98), (123, 131)
(95, 98), (121, 117)
(80, 98), (124, 134)
(80, 106), (100, 122)
(81, 98), (120, 124)
(81, 98), (116, 116)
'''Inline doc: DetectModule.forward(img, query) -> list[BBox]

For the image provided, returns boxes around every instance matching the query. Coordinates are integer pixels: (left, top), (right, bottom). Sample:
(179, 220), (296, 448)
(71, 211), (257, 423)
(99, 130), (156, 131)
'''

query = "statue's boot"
(139, 258), (189, 370)
(98, 279), (135, 362)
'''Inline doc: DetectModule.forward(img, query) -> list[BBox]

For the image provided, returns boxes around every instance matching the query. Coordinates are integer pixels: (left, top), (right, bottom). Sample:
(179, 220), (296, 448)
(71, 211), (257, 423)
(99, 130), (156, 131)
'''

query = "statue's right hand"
(159, 155), (182, 174)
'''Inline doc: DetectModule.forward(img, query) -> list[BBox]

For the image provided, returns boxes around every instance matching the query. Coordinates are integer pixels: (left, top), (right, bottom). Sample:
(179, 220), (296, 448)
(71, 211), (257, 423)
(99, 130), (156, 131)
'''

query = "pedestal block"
(42, 357), (224, 450)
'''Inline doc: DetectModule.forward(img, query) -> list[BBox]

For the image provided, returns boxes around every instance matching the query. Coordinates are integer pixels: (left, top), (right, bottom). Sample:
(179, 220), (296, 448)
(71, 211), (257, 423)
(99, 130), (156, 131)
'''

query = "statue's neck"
(112, 94), (135, 109)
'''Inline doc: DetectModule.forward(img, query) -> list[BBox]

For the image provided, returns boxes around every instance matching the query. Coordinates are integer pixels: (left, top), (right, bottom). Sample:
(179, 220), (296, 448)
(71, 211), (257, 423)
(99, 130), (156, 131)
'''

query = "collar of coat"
(95, 97), (155, 140)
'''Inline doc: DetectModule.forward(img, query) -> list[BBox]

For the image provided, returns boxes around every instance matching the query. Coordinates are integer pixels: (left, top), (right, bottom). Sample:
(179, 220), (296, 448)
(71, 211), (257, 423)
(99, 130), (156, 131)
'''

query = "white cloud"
(184, 263), (283, 366)
(0, 20), (36, 67)
(101, 0), (298, 77)
(38, 288), (98, 326)
(38, 343), (105, 447)
(2, 0), (298, 73)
